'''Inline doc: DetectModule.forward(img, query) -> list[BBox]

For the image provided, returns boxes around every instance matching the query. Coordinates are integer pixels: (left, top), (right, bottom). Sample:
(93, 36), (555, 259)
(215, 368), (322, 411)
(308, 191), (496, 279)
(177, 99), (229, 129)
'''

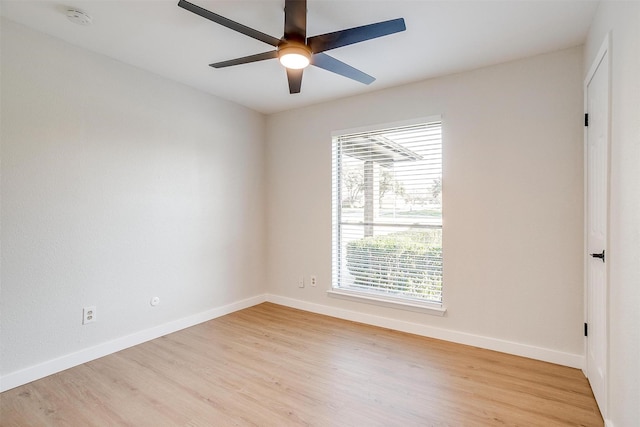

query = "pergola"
(340, 135), (422, 236)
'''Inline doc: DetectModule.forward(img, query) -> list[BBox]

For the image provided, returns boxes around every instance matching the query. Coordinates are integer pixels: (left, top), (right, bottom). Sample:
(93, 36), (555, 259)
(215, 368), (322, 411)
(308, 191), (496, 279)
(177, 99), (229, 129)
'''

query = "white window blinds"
(332, 119), (443, 303)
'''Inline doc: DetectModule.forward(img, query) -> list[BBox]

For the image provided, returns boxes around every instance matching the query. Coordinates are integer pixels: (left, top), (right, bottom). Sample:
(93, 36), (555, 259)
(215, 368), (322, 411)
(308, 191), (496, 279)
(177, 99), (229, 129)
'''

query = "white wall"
(0, 19), (266, 387)
(584, 2), (640, 426)
(266, 47), (585, 366)
(4, 9), (621, 400)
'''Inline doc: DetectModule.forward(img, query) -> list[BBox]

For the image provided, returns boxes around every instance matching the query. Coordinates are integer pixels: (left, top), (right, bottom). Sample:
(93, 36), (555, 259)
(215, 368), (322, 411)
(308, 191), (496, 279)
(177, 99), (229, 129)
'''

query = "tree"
(378, 169), (405, 207)
(343, 167), (364, 207)
(431, 177), (442, 204)
(343, 166), (406, 209)
(378, 169), (393, 206)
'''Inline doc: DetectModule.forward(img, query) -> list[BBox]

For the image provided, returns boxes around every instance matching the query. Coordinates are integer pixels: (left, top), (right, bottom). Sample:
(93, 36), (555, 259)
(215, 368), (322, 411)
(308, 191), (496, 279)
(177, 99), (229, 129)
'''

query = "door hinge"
(584, 113), (589, 127)
(584, 322), (588, 337)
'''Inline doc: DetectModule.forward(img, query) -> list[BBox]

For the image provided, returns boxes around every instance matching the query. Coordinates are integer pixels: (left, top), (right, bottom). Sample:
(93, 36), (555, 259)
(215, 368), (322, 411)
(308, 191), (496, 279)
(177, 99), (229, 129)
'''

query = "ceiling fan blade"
(311, 53), (375, 85)
(178, 0), (281, 47)
(209, 51), (278, 68)
(286, 68), (303, 94)
(307, 18), (406, 54)
(284, 0), (307, 43)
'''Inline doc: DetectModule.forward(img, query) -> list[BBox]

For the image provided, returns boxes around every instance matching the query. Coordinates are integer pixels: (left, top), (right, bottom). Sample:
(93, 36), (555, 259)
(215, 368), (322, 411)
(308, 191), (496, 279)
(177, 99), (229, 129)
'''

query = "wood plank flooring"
(1, 303), (603, 426)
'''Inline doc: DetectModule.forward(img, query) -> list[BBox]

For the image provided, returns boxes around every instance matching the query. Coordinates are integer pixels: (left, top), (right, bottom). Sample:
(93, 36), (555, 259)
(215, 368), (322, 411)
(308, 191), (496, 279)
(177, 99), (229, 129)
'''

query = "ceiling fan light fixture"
(278, 44), (311, 69)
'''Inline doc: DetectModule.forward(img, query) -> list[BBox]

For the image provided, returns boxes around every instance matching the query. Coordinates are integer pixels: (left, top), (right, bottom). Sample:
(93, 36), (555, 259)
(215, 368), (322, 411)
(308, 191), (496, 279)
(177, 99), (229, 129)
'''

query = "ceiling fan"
(177, 0), (406, 94)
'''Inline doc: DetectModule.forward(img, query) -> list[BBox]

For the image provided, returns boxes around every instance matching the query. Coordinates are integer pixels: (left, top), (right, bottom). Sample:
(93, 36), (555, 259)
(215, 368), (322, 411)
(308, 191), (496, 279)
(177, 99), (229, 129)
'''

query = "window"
(331, 118), (443, 309)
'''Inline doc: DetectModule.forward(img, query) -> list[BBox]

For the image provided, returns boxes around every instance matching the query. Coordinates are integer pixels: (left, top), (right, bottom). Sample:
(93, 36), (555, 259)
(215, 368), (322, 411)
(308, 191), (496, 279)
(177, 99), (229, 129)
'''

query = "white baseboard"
(0, 294), (267, 392)
(2, 293), (586, 392)
(266, 294), (585, 369)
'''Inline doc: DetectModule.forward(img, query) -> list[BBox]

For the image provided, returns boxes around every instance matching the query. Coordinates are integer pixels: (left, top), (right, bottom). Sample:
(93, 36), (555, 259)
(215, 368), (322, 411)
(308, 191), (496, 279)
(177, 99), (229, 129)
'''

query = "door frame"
(583, 32), (611, 419)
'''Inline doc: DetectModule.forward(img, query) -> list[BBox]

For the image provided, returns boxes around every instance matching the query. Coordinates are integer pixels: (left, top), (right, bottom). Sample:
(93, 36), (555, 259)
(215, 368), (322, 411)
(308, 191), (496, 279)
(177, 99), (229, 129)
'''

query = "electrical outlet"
(310, 275), (317, 286)
(83, 306), (96, 325)
(298, 276), (305, 288)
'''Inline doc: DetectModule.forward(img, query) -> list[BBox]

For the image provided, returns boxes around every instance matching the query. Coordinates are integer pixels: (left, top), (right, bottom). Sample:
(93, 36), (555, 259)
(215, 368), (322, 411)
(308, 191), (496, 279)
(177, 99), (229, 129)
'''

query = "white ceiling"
(1, 0), (598, 114)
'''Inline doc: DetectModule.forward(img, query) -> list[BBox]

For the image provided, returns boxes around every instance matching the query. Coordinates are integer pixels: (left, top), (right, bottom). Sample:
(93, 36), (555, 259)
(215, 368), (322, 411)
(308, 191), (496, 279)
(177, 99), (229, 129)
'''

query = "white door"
(585, 40), (609, 417)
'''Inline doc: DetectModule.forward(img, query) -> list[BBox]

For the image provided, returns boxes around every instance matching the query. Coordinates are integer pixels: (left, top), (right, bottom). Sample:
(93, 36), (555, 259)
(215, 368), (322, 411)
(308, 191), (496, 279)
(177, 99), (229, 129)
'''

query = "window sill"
(327, 289), (447, 317)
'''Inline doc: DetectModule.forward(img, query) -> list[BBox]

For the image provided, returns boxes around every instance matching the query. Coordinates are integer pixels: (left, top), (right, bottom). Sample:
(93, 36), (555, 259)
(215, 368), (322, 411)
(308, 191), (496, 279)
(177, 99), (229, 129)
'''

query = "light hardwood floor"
(1, 303), (603, 426)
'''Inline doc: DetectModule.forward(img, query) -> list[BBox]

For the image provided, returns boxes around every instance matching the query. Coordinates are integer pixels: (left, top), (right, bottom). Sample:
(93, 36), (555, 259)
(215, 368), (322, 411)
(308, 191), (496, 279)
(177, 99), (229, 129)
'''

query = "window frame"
(329, 116), (446, 316)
